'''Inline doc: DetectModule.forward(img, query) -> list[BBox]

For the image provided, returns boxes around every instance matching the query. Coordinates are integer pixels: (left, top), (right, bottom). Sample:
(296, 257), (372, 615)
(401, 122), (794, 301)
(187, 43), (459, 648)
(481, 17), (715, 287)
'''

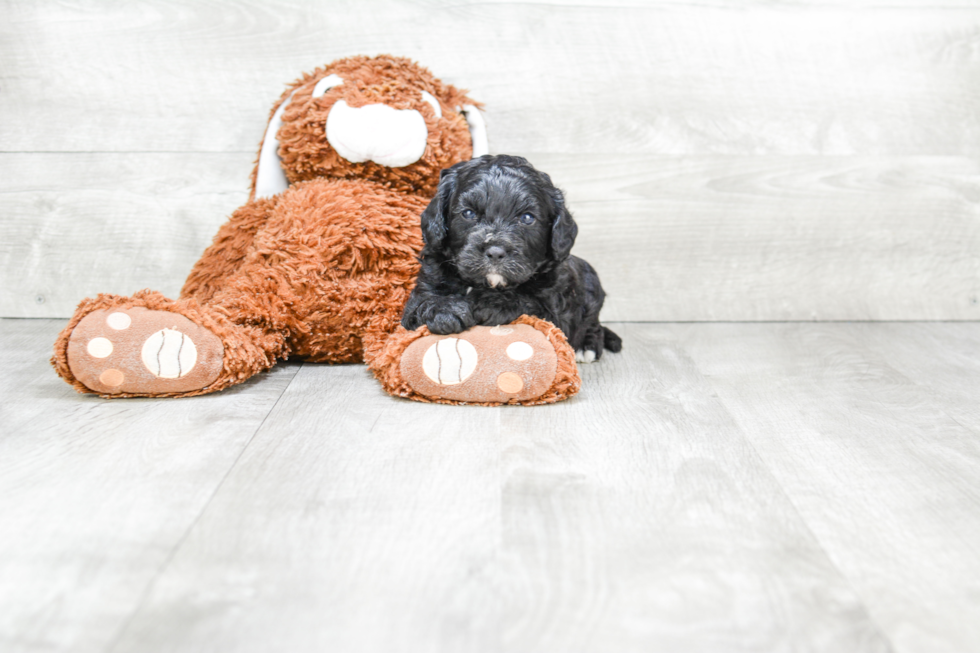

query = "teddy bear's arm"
(180, 197), (278, 303)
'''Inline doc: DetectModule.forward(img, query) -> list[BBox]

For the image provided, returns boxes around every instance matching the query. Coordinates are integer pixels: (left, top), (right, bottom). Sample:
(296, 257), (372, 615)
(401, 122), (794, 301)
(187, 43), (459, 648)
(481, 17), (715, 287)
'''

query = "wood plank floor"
(2, 319), (978, 652)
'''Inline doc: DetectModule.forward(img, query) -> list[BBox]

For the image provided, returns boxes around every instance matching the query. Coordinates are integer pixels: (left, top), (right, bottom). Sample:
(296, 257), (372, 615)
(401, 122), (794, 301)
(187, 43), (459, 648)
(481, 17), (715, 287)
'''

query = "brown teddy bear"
(51, 55), (580, 405)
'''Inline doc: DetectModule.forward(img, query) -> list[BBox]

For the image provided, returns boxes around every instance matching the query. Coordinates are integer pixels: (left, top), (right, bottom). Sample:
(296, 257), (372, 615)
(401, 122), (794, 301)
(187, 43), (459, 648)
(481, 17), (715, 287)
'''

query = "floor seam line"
(669, 322), (898, 651)
(101, 362), (303, 653)
(708, 384), (899, 652)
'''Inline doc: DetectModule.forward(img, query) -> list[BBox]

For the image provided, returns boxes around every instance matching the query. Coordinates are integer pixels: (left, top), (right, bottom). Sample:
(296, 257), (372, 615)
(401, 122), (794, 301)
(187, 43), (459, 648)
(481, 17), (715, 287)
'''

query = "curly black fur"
(401, 155), (622, 360)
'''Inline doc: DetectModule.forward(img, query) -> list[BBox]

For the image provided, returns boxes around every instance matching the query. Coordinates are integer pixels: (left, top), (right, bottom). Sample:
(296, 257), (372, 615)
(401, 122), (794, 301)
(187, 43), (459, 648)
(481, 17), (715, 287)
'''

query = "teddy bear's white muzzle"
(326, 101), (428, 168)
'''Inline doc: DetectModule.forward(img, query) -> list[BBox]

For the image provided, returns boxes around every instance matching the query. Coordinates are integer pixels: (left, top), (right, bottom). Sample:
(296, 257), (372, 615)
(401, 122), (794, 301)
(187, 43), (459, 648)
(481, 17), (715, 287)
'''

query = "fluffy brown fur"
(270, 57), (476, 198)
(52, 55), (580, 405)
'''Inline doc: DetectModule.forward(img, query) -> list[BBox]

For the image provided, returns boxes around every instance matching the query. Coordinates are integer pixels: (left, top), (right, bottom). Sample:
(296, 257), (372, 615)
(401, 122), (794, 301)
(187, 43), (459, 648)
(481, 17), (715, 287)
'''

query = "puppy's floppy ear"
(421, 164), (459, 250)
(547, 183), (578, 262)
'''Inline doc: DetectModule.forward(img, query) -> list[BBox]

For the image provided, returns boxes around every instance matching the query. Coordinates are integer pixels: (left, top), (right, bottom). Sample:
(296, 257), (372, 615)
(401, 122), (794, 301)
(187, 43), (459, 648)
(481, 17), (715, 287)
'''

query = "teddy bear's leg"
(53, 290), (286, 398)
(368, 315), (581, 406)
(180, 198), (277, 303)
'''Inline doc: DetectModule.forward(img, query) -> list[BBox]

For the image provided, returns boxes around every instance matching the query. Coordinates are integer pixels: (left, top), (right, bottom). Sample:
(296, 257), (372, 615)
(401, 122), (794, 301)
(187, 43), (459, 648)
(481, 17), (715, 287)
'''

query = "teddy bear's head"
(253, 55), (486, 199)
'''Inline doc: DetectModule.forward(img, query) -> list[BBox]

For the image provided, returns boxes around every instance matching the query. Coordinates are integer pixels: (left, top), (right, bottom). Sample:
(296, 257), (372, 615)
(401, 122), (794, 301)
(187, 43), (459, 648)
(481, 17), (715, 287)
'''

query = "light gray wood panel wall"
(4, 1), (980, 155)
(0, 153), (251, 316)
(5, 152), (978, 321)
(539, 153), (980, 321)
(3, 0), (979, 320)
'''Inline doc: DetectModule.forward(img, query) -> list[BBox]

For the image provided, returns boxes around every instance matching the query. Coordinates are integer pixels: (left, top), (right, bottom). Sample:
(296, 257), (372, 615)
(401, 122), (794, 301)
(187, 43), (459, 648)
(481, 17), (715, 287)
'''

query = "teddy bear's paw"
(399, 324), (558, 404)
(66, 307), (224, 395)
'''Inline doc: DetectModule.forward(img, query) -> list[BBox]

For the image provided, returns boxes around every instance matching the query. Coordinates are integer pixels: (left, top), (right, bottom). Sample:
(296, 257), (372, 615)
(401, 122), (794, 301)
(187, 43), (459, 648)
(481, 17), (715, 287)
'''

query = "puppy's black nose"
(485, 246), (507, 261)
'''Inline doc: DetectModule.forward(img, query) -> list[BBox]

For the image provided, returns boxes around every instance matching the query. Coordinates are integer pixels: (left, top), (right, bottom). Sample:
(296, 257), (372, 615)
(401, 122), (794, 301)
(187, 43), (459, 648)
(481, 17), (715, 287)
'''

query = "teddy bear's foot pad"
(400, 324), (558, 403)
(66, 308), (224, 395)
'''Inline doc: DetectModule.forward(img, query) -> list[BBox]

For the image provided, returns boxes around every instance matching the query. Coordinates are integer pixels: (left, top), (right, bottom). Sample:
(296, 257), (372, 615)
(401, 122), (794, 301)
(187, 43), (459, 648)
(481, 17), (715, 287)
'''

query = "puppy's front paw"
(575, 349), (598, 364)
(427, 302), (475, 335)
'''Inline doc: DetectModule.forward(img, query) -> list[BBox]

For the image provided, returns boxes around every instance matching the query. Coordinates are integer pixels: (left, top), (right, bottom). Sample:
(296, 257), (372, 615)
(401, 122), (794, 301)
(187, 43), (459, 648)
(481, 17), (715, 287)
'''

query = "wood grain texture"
(535, 154), (980, 322)
(675, 321), (980, 653)
(0, 318), (298, 653)
(107, 362), (505, 653)
(0, 152), (251, 317)
(4, 152), (978, 321)
(493, 325), (888, 652)
(852, 322), (980, 430)
(6, 319), (980, 651)
(3, 1), (980, 155)
(4, 1), (980, 321)
(107, 324), (886, 653)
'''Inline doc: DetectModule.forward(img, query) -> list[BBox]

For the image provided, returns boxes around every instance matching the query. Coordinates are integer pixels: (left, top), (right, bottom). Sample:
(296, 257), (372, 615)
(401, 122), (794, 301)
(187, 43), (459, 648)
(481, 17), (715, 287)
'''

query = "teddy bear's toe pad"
(400, 324), (557, 403)
(67, 308), (224, 395)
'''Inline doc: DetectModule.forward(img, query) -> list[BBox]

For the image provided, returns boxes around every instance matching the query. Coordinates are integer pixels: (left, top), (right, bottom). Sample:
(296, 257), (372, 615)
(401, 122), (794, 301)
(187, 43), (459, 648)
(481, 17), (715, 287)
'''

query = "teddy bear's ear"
(253, 90), (298, 199)
(460, 105), (488, 158)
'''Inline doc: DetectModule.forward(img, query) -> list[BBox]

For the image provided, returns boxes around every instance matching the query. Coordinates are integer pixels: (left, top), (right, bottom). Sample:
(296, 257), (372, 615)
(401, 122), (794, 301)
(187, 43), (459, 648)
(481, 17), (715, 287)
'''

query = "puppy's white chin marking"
(487, 274), (506, 288)
(575, 349), (597, 364)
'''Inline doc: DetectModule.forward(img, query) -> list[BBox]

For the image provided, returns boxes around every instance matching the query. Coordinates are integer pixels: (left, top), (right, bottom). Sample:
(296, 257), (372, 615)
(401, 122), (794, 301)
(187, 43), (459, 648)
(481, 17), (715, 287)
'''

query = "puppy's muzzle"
(457, 229), (531, 289)
(485, 246), (507, 262)
(483, 245), (508, 288)
(481, 244), (510, 287)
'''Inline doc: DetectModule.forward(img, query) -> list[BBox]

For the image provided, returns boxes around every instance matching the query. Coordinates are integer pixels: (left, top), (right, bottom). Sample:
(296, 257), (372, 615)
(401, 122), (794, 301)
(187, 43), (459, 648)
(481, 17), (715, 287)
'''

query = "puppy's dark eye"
(519, 212), (536, 225)
(462, 209), (476, 220)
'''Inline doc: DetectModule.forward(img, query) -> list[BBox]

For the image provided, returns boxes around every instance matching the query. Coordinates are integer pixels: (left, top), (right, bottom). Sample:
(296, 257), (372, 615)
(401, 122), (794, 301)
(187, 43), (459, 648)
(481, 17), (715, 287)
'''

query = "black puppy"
(401, 154), (622, 362)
